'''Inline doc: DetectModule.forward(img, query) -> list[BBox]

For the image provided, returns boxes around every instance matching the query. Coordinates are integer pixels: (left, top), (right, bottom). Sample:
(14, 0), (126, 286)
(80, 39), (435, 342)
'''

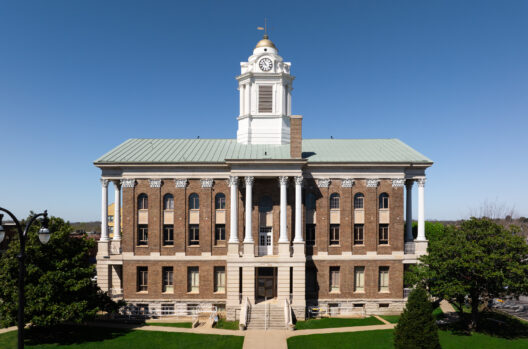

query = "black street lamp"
(0, 208), (52, 349)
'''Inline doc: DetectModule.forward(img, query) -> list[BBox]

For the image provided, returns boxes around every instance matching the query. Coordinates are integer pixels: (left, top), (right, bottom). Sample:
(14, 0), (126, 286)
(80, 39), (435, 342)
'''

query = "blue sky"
(0, 0), (526, 222)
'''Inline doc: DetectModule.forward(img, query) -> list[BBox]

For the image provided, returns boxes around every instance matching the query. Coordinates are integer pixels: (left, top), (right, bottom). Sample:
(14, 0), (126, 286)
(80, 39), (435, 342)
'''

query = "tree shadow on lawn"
(24, 324), (133, 346)
(439, 311), (528, 340)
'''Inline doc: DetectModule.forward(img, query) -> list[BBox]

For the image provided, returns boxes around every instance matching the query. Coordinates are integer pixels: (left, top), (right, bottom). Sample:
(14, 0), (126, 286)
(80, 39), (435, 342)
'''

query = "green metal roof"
(94, 138), (432, 164)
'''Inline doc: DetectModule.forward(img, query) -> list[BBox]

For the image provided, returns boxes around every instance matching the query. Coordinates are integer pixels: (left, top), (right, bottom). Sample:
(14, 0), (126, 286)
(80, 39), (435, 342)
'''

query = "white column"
(294, 176), (303, 242)
(229, 176), (239, 243)
(113, 180), (121, 240)
(239, 84), (244, 116)
(279, 176), (289, 243)
(417, 178), (426, 241)
(100, 179), (109, 241)
(246, 83), (251, 115)
(244, 176), (254, 243)
(405, 180), (413, 242)
(287, 85), (292, 115)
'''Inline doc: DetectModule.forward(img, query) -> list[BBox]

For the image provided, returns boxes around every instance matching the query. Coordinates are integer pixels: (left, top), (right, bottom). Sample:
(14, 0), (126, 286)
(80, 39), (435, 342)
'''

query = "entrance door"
(258, 227), (273, 256)
(256, 267), (276, 301)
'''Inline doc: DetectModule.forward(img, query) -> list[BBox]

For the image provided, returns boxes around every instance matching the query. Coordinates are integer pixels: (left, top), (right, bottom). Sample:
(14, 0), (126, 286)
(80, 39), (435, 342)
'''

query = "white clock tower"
(236, 35), (294, 145)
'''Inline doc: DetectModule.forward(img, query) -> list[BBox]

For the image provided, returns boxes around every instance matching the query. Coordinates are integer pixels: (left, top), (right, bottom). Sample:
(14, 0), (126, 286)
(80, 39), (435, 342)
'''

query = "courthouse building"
(95, 35), (432, 322)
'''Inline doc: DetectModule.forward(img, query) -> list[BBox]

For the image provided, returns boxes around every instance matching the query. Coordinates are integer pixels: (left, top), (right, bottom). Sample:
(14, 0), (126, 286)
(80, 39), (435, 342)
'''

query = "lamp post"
(0, 208), (52, 349)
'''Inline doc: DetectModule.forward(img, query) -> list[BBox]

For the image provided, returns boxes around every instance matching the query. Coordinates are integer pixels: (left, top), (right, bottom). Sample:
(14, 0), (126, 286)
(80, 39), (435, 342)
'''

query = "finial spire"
(257, 18), (269, 37)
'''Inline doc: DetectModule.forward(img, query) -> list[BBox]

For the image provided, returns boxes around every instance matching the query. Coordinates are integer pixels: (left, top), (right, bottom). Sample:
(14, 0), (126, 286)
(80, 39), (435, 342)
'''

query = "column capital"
(201, 178), (214, 188)
(112, 179), (121, 188)
(245, 176), (254, 186)
(149, 179), (162, 188)
(406, 179), (415, 188)
(417, 178), (426, 188)
(228, 176), (239, 187)
(294, 176), (304, 186)
(175, 178), (188, 188)
(341, 178), (354, 188)
(101, 179), (109, 187)
(121, 179), (135, 188)
(316, 178), (331, 188)
(279, 176), (289, 186)
(391, 178), (405, 188)
(366, 179), (380, 188)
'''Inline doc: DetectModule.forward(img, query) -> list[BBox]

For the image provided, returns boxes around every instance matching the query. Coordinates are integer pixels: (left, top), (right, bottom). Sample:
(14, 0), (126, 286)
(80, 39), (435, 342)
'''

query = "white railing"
(121, 304), (217, 324)
(239, 296), (250, 330)
(284, 299), (294, 330)
(308, 305), (366, 318)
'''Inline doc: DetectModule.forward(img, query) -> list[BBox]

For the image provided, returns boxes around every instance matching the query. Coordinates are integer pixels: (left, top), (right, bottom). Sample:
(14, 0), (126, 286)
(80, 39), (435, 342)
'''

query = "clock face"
(259, 58), (273, 72)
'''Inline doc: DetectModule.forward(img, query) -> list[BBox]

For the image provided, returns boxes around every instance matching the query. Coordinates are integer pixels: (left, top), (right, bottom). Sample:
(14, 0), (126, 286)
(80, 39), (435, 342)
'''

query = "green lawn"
(0, 325), (244, 349)
(215, 318), (239, 330)
(295, 316), (383, 330)
(287, 329), (528, 349)
(145, 322), (192, 328)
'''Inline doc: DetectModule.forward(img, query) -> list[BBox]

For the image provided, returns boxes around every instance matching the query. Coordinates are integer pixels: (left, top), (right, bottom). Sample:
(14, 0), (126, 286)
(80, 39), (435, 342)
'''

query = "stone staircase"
(246, 303), (286, 330)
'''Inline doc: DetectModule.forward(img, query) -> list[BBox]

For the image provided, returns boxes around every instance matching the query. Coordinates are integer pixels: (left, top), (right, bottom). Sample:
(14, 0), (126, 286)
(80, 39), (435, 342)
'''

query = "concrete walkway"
(440, 300), (456, 313)
(0, 326), (16, 334)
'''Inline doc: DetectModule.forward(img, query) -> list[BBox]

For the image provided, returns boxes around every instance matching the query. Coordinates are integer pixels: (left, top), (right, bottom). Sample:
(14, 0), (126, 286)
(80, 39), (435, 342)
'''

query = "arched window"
(189, 193), (199, 210)
(215, 193), (226, 210)
(330, 193), (340, 210)
(354, 193), (364, 209)
(138, 194), (148, 210)
(305, 192), (316, 210)
(163, 194), (174, 210)
(379, 193), (389, 209)
(259, 196), (273, 213)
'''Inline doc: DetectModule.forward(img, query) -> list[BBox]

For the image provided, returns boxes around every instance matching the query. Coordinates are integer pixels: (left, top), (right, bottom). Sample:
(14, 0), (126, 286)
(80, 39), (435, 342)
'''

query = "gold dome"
(255, 35), (277, 49)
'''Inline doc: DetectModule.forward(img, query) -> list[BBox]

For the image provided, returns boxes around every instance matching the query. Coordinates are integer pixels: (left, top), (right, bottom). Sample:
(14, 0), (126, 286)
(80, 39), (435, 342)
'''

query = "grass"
(379, 315), (400, 324)
(0, 325), (244, 349)
(145, 322), (192, 328)
(215, 318), (239, 330)
(295, 316), (383, 330)
(287, 329), (528, 349)
(380, 306), (443, 324)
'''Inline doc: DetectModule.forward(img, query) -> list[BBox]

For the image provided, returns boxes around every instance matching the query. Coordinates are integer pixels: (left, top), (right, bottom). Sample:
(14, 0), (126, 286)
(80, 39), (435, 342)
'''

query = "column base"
(278, 242), (290, 257)
(228, 242), (240, 256)
(292, 241), (305, 257)
(110, 240), (122, 255)
(243, 242), (254, 257)
(97, 240), (110, 257)
(414, 240), (428, 257)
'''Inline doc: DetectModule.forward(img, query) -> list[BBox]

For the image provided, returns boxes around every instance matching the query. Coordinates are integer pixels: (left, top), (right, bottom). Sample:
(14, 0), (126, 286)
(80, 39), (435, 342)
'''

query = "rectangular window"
(379, 267), (389, 292)
(161, 304), (174, 316)
(354, 266), (365, 292)
(306, 224), (316, 245)
(214, 266), (226, 293)
(330, 267), (340, 292)
(215, 224), (226, 244)
(162, 267), (174, 293)
(137, 303), (149, 315)
(189, 224), (199, 245)
(188, 267), (199, 293)
(354, 224), (364, 245)
(379, 224), (389, 245)
(137, 225), (148, 246)
(329, 224), (340, 245)
(163, 225), (174, 246)
(258, 85), (273, 113)
(137, 267), (148, 292)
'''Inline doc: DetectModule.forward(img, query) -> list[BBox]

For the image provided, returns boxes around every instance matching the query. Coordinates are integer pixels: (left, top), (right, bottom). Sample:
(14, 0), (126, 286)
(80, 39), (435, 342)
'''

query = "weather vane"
(257, 18), (268, 36)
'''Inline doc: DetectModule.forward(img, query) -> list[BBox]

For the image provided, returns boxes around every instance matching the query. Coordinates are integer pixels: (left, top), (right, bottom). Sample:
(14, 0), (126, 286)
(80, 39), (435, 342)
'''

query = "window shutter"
(258, 85), (273, 113)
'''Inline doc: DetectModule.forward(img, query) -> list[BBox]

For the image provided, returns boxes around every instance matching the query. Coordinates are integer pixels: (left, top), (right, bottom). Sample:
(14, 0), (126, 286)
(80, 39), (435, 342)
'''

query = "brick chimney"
(290, 115), (303, 158)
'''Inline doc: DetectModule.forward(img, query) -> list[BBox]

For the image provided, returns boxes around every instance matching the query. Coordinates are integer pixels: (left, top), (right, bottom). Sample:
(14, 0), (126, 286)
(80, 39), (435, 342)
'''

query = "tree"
(408, 218), (528, 329)
(394, 287), (440, 349)
(0, 216), (120, 328)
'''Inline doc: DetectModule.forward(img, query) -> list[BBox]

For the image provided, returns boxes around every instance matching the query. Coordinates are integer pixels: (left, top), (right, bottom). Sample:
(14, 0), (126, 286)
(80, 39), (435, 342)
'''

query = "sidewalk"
(0, 326), (16, 334)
